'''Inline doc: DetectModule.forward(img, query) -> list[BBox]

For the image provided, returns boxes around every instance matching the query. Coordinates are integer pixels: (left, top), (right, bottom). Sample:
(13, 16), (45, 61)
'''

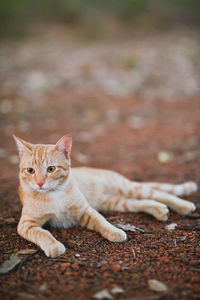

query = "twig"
(188, 267), (200, 272)
(17, 250), (41, 277)
(48, 258), (69, 262)
(114, 223), (150, 234)
(182, 214), (200, 219)
(123, 294), (168, 300)
(107, 216), (123, 221)
(21, 282), (44, 294)
(178, 227), (200, 231)
(131, 247), (136, 259)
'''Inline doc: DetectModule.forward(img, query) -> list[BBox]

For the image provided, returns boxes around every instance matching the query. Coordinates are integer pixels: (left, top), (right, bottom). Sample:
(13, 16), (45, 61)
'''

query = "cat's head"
(13, 134), (72, 193)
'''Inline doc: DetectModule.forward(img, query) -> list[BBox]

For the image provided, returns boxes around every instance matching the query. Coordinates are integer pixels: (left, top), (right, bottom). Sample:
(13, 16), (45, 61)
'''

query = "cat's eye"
(27, 168), (35, 174)
(47, 166), (56, 173)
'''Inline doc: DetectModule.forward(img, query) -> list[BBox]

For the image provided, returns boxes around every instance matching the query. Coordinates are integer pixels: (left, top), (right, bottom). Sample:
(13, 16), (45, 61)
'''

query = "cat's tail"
(106, 170), (198, 197)
(141, 181), (198, 197)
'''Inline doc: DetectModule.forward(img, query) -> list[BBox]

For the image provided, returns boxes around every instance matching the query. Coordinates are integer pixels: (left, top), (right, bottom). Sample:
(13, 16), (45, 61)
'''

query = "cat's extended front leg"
(18, 215), (66, 257)
(75, 205), (126, 242)
(68, 180), (126, 242)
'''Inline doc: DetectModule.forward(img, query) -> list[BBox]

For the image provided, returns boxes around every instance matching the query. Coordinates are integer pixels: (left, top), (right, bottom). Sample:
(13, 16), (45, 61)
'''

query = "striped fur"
(14, 135), (197, 257)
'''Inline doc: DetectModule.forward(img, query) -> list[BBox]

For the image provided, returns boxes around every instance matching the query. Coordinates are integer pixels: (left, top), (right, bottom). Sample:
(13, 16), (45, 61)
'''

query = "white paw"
(147, 203), (169, 221)
(175, 201), (196, 215)
(154, 204), (169, 221)
(44, 241), (66, 258)
(106, 228), (127, 242)
(184, 182), (198, 195)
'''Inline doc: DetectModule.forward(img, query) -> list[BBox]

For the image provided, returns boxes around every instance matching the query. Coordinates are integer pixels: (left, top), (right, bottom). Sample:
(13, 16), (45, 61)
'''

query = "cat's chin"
(34, 186), (57, 193)
(35, 188), (49, 193)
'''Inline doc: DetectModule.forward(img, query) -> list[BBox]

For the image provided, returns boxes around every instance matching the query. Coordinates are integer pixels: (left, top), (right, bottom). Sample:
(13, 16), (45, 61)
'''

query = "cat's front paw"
(44, 241), (66, 258)
(106, 228), (127, 242)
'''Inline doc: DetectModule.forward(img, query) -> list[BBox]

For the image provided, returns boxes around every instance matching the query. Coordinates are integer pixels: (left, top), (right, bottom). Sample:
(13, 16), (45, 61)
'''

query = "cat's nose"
(37, 181), (44, 188)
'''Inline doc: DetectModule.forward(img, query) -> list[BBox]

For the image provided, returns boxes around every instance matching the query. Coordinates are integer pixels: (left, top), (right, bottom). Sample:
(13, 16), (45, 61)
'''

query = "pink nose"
(37, 181), (44, 188)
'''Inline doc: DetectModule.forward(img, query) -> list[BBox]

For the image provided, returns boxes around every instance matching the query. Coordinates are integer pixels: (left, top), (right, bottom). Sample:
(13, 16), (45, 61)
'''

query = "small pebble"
(93, 289), (113, 299)
(0, 99), (13, 114)
(100, 266), (107, 272)
(60, 263), (69, 271)
(111, 264), (121, 272)
(71, 263), (79, 270)
(111, 287), (124, 294)
(9, 155), (19, 165)
(148, 279), (168, 293)
(165, 223), (177, 231)
(158, 151), (174, 163)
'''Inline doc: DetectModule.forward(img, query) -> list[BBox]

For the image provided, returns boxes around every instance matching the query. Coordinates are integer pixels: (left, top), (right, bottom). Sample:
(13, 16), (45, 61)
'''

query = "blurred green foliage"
(0, 0), (200, 37)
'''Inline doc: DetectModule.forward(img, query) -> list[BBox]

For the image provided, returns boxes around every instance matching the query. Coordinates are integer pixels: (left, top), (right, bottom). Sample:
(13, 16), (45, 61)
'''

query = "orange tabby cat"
(14, 134), (197, 257)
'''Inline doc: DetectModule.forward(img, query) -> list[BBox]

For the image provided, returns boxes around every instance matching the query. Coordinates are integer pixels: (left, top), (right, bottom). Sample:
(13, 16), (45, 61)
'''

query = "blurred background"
(0, 3), (200, 298)
(0, 0), (200, 183)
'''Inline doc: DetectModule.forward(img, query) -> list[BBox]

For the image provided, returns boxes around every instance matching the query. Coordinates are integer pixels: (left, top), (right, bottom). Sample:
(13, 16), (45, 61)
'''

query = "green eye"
(27, 168), (35, 174)
(47, 166), (56, 173)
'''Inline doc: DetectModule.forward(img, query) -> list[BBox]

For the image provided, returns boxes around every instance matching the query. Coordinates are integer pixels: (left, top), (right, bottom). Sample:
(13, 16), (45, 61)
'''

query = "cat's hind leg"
(142, 182), (198, 197)
(101, 196), (169, 221)
(104, 170), (196, 216)
(115, 183), (196, 216)
(127, 186), (196, 215)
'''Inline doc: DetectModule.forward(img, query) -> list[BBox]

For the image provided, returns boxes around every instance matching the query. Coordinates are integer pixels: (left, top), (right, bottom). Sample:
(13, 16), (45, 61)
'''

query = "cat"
(14, 134), (197, 258)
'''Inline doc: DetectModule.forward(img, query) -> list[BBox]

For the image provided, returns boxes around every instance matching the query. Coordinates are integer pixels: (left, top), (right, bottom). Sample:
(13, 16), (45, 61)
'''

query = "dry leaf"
(93, 289), (113, 299)
(157, 151), (174, 163)
(17, 249), (37, 255)
(126, 116), (145, 129)
(106, 109), (120, 123)
(0, 217), (16, 224)
(165, 223), (177, 231)
(0, 99), (13, 114)
(9, 155), (19, 165)
(39, 282), (48, 293)
(74, 152), (89, 163)
(111, 287), (124, 294)
(17, 292), (36, 299)
(78, 131), (94, 143)
(148, 279), (168, 293)
(0, 148), (6, 158)
(85, 109), (100, 122)
(0, 254), (21, 274)
(114, 223), (146, 233)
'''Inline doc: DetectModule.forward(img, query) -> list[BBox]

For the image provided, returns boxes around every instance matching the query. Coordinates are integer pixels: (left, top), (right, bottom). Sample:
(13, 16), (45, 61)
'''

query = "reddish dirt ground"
(0, 93), (200, 300)
(0, 31), (200, 300)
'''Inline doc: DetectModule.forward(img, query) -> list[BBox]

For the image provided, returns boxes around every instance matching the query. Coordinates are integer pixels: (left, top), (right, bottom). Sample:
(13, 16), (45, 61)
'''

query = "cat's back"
(71, 167), (113, 207)
(71, 167), (114, 183)
(71, 167), (108, 187)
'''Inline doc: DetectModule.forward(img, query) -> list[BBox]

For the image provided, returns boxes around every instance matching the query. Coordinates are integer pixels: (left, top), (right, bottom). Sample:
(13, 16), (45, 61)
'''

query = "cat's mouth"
(35, 187), (48, 193)
(33, 184), (50, 193)
(34, 184), (58, 193)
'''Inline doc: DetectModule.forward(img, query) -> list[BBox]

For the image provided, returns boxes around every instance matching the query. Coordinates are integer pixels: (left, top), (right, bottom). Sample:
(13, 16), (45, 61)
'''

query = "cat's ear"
(55, 134), (72, 156)
(13, 135), (33, 157)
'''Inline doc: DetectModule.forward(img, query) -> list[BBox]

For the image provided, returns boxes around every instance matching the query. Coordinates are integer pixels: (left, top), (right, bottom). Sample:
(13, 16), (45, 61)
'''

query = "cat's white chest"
(48, 191), (77, 229)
